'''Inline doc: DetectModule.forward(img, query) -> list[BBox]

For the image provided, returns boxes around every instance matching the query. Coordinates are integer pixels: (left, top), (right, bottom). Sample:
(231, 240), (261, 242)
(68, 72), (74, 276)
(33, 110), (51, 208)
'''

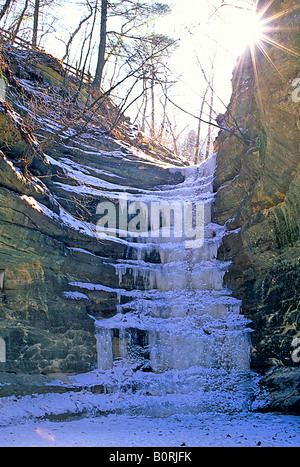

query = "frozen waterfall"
(92, 154), (254, 415)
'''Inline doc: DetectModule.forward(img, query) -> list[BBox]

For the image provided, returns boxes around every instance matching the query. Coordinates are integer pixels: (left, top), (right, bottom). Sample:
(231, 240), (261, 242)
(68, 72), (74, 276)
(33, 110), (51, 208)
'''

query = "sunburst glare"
(232, 0), (300, 126)
(233, 9), (265, 50)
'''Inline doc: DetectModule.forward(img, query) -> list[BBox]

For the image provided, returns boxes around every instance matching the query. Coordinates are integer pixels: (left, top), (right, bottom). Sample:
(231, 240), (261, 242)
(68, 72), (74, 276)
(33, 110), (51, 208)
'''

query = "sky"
(151, 0), (259, 126)
(44, 0), (259, 145)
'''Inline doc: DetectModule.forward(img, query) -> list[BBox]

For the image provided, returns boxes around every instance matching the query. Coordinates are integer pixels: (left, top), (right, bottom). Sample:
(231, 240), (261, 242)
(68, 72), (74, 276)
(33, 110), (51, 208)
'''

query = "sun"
(230, 0), (300, 127)
(236, 11), (265, 48)
(227, 0), (300, 62)
(226, 9), (265, 54)
(213, 5), (267, 59)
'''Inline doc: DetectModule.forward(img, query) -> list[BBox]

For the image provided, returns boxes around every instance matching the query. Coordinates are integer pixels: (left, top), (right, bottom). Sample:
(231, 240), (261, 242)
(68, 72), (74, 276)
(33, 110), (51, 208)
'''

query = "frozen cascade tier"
(88, 154), (255, 415)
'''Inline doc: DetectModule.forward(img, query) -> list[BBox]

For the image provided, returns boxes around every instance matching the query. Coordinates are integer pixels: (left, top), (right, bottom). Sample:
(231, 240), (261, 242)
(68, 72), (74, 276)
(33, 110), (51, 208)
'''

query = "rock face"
(213, 0), (300, 412)
(0, 45), (185, 374)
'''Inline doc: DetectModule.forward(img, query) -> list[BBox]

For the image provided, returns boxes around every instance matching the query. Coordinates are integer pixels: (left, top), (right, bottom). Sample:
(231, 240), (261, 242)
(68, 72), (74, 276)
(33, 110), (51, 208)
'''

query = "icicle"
(96, 328), (113, 370)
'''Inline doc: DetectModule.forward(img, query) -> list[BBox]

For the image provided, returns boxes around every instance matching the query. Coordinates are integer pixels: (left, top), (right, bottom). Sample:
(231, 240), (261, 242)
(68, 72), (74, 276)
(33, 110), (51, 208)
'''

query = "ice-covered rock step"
(121, 224), (225, 265)
(156, 179), (215, 198)
(159, 261), (229, 292)
(69, 367), (253, 415)
(162, 159), (217, 188)
(70, 280), (241, 312)
(123, 242), (220, 264)
(131, 222), (224, 246)
(96, 310), (250, 331)
(71, 366), (251, 397)
(114, 260), (231, 292)
(117, 289), (242, 318)
(158, 239), (219, 263)
(95, 312), (251, 373)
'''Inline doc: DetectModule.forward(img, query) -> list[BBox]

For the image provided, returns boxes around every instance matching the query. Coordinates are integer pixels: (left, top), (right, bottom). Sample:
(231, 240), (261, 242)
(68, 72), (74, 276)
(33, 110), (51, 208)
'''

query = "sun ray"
(260, 3), (300, 25)
(249, 41), (266, 128)
(256, 40), (285, 82)
(232, 50), (248, 96)
(235, 0), (300, 130)
(261, 34), (300, 58)
(256, 0), (277, 21)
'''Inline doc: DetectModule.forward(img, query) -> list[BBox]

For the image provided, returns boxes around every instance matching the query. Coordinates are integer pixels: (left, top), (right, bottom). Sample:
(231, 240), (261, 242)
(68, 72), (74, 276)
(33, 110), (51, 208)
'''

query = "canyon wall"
(212, 0), (300, 412)
(0, 45), (184, 375)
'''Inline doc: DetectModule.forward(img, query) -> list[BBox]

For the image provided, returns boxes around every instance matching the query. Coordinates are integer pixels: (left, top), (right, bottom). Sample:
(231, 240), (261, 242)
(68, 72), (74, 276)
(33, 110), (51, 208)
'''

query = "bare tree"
(92, 1), (171, 93)
(141, 76), (149, 132)
(9, 0), (29, 44)
(62, 1), (94, 62)
(205, 62), (215, 159)
(0, 0), (13, 21)
(194, 83), (209, 164)
(1, 0), (58, 47)
(92, 0), (108, 91)
(129, 33), (176, 138)
(32, 0), (40, 47)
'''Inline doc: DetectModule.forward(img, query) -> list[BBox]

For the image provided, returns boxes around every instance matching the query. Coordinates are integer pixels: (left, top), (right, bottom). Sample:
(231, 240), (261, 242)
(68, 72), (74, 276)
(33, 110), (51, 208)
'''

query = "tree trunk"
(150, 66), (155, 138)
(205, 76), (214, 159)
(78, 1), (98, 94)
(10, 0), (29, 44)
(92, 0), (108, 91)
(0, 0), (12, 22)
(158, 83), (168, 142)
(166, 115), (179, 157)
(141, 76), (148, 132)
(194, 84), (209, 164)
(32, 0), (40, 48)
(62, 3), (93, 63)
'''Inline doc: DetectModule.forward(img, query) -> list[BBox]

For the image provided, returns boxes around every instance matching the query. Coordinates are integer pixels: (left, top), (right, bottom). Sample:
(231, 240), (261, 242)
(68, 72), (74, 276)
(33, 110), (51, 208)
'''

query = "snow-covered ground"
(0, 387), (299, 447)
(0, 411), (299, 447)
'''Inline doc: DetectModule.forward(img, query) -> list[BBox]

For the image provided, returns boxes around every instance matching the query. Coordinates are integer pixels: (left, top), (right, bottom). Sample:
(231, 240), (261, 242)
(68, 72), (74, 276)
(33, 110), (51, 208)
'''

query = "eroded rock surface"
(0, 45), (185, 374)
(213, 0), (300, 412)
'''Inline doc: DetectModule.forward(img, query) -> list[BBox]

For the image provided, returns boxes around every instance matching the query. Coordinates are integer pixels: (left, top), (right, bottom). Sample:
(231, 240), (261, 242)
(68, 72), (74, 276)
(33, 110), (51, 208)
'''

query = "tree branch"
(165, 95), (249, 147)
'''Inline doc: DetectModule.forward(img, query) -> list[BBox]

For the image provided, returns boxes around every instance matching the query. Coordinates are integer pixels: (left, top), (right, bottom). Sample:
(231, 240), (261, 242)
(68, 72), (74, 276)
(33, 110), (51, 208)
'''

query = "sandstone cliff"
(0, 44), (184, 375)
(213, 0), (300, 412)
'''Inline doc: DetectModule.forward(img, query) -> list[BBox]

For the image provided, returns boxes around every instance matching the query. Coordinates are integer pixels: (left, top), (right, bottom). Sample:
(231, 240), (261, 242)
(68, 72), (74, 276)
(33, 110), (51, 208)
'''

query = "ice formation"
(88, 154), (254, 414)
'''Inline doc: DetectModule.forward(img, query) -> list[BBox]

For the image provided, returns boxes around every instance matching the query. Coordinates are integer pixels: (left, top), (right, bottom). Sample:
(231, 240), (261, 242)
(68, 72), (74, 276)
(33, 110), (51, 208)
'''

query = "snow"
(58, 206), (96, 237)
(63, 291), (89, 300)
(18, 191), (98, 239)
(0, 368), (298, 447)
(3, 155), (23, 178)
(67, 247), (98, 257)
(48, 154), (138, 193)
(0, 394), (298, 447)
(69, 281), (126, 294)
(20, 195), (45, 213)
